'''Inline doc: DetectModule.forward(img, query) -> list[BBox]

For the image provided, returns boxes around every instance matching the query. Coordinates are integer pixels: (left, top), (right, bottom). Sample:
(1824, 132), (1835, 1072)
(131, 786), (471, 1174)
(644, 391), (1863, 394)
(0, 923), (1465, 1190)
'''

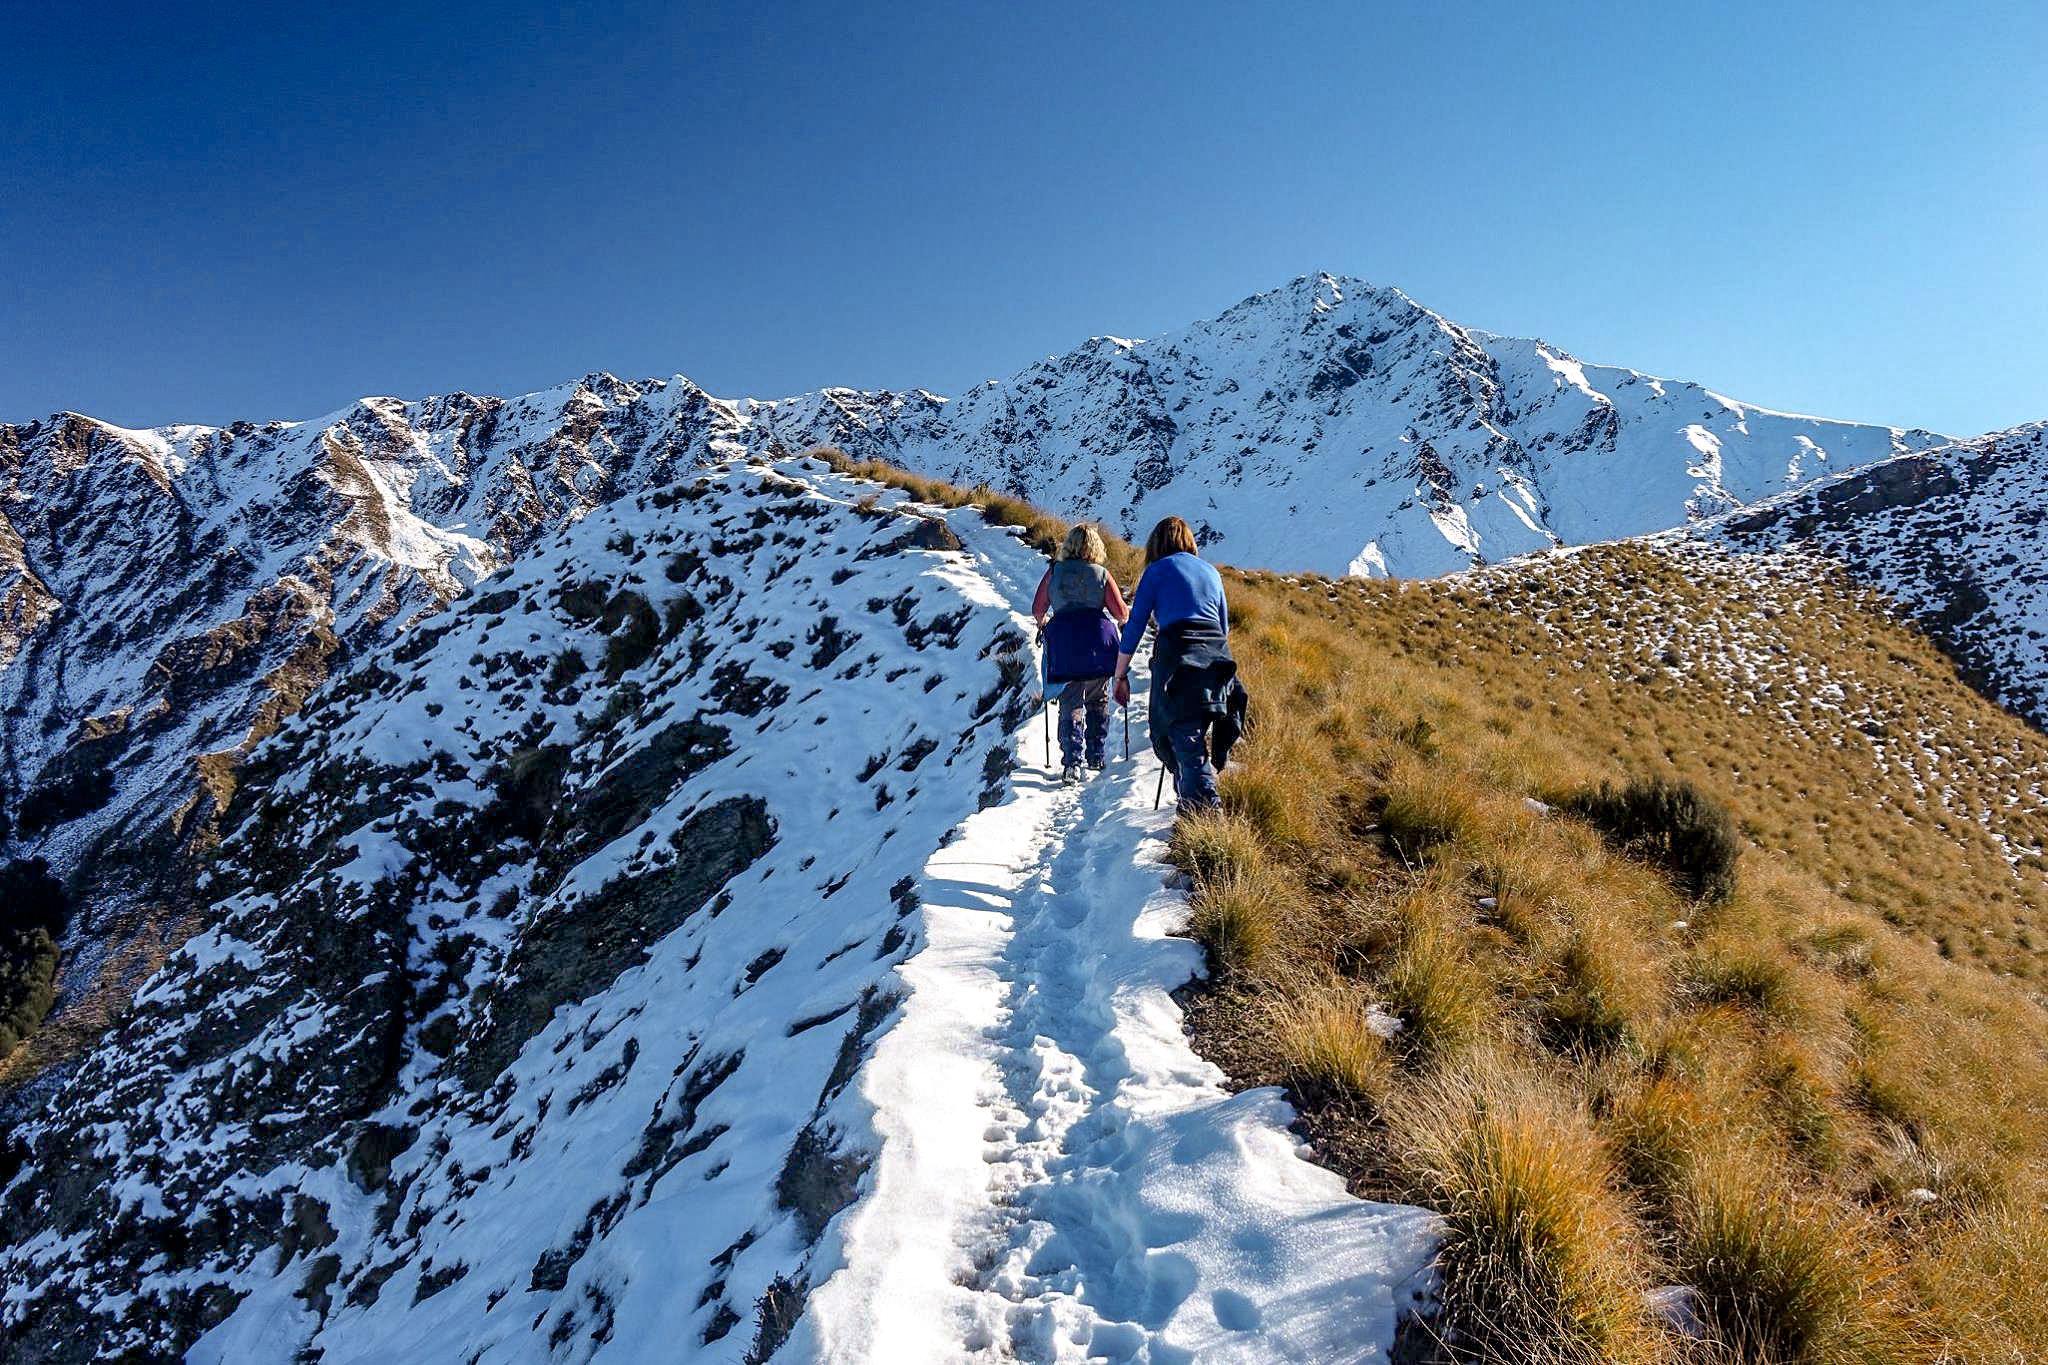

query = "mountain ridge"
(8, 275), (1959, 587)
(0, 273), (2014, 1084)
(1693, 418), (2048, 727)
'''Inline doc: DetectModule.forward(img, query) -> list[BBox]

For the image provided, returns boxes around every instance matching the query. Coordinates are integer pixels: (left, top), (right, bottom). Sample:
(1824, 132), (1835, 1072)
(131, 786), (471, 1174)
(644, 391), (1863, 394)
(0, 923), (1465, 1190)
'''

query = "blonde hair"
(1144, 516), (1199, 564)
(1059, 523), (1108, 565)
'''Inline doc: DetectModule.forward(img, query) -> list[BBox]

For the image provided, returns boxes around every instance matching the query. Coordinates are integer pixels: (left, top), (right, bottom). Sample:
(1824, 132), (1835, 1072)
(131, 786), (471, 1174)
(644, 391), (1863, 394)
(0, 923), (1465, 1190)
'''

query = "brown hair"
(1144, 516), (1199, 565)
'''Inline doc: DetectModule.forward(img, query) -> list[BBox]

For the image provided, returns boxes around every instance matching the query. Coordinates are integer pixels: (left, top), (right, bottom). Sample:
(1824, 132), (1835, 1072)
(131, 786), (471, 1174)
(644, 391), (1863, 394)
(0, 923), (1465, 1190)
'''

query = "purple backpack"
(1044, 608), (1119, 682)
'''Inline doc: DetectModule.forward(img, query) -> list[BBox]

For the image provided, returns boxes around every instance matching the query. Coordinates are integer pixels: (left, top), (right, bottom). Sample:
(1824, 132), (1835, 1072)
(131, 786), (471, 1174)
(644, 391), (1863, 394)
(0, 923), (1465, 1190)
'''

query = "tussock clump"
(1384, 905), (1486, 1066)
(1543, 924), (1654, 1057)
(1677, 1154), (1912, 1365)
(1168, 810), (1268, 885)
(1918, 1206), (2048, 1361)
(1186, 864), (1293, 980)
(1795, 922), (1879, 981)
(1265, 982), (1392, 1106)
(1380, 759), (1478, 862)
(1475, 824), (1567, 911)
(1689, 948), (1804, 1025)
(1389, 1068), (1657, 1364)
(1605, 1074), (1710, 1212)
(1219, 762), (1314, 847)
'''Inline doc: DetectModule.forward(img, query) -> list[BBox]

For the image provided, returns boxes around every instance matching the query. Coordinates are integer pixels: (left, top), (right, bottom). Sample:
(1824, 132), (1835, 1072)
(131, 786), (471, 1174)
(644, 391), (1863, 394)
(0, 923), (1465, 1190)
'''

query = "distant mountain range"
(2, 272), (2039, 1037)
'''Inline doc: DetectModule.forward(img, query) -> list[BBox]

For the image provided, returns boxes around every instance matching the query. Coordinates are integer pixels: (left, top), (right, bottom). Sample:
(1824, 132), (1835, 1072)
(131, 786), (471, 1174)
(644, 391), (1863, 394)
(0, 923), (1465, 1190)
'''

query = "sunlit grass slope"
(823, 451), (2048, 1363)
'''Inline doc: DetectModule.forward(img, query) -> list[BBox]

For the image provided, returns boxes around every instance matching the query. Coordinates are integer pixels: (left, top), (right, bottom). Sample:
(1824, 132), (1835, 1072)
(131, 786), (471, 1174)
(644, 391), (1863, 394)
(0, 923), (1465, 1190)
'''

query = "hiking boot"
(1087, 756), (1106, 772)
(1061, 763), (1083, 784)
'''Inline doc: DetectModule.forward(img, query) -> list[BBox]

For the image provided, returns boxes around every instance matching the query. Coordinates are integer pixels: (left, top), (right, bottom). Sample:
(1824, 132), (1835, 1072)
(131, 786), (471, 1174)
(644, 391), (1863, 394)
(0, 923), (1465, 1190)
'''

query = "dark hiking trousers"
(1059, 678), (1110, 767)
(1167, 714), (1221, 813)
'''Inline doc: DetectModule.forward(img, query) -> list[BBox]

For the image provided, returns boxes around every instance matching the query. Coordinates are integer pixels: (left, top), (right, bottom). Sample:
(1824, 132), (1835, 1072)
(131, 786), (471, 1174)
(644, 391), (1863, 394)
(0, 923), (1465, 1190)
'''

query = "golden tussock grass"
(1676, 1150), (1912, 1365)
(1384, 897), (1490, 1066)
(1916, 1205), (2048, 1363)
(1388, 1064), (1660, 1364)
(1264, 980), (1394, 1105)
(1184, 862), (1294, 980)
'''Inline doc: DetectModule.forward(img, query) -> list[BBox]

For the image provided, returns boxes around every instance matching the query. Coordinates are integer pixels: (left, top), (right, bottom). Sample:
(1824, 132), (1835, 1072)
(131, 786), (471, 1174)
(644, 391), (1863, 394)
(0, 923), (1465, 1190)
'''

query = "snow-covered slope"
(2, 461), (1000, 1358)
(0, 380), (765, 1014)
(0, 459), (1435, 1363)
(794, 274), (1952, 578)
(1698, 422), (2048, 729)
(0, 462), (1441, 1365)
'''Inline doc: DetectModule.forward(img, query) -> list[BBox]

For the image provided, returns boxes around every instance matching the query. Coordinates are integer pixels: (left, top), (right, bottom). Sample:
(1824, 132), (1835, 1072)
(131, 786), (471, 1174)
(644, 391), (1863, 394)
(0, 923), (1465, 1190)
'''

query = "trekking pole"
(1037, 623), (1051, 770)
(1154, 763), (1167, 810)
(1122, 704), (1130, 762)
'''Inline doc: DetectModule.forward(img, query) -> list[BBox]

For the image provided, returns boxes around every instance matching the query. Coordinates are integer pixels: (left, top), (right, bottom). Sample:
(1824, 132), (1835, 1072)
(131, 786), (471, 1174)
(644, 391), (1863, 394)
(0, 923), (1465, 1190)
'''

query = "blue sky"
(4, 1), (2043, 435)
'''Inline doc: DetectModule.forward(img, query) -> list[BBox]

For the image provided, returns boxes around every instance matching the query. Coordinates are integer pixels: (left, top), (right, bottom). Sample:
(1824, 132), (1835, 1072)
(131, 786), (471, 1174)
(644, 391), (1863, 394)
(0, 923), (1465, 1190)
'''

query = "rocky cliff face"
(0, 379), (763, 1057)
(1706, 422), (2048, 727)
(0, 460), (1035, 1362)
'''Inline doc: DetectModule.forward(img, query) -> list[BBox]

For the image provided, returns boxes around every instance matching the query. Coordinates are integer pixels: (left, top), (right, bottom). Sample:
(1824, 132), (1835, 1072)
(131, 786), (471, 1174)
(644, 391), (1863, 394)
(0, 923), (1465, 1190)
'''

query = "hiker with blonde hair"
(1032, 524), (1129, 782)
(1114, 516), (1245, 814)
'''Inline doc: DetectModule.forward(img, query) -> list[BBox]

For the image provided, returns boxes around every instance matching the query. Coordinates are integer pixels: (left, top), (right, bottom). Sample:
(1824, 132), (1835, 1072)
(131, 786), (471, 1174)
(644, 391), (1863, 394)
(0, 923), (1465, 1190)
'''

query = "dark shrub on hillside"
(497, 746), (573, 845)
(1567, 777), (1740, 903)
(0, 929), (60, 1056)
(0, 859), (70, 1057)
(599, 591), (661, 681)
(0, 858), (69, 938)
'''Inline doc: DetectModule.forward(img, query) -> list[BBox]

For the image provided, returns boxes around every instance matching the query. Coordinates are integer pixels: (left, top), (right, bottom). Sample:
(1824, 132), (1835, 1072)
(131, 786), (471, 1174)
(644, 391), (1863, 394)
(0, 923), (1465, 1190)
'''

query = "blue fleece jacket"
(1119, 553), (1228, 656)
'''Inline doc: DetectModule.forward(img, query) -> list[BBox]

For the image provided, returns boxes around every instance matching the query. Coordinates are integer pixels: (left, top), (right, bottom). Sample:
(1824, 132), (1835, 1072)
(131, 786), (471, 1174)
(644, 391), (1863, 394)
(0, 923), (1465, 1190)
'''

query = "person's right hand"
(1113, 675), (1131, 706)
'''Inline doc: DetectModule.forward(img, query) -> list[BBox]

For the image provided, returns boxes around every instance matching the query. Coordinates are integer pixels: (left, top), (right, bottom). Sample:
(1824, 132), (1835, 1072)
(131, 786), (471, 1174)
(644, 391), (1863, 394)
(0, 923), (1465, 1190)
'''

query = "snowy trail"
(796, 516), (1439, 1364)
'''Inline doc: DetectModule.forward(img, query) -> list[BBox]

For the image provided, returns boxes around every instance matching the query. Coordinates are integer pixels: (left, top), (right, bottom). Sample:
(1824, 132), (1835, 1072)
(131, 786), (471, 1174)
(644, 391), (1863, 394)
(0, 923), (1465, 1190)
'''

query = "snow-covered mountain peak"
(1175, 271), (1418, 343)
(0, 272), (1984, 1081)
(801, 274), (1953, 578)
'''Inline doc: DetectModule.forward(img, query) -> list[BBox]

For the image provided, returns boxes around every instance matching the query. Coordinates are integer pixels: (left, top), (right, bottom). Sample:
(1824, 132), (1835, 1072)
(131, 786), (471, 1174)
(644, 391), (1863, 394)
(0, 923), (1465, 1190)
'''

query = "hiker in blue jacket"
(1113, 517), (1246, 815)
(1033, 524), (1130, 782)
